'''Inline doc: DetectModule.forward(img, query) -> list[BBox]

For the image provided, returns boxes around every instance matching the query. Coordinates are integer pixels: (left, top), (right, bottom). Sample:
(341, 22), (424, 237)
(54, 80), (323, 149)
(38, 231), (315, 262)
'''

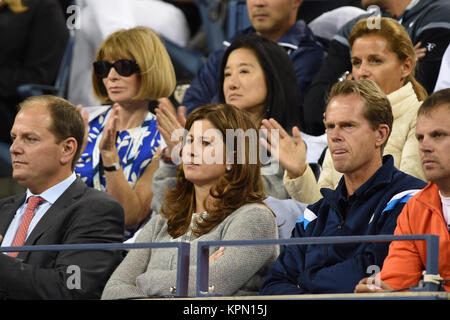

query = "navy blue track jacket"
(260, 155), (427, 294)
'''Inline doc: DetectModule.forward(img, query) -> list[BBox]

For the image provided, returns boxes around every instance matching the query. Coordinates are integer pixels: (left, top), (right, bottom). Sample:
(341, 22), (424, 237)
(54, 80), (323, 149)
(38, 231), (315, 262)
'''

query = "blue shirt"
(1, 173), (76, 249)
(75, 106), (161, 239)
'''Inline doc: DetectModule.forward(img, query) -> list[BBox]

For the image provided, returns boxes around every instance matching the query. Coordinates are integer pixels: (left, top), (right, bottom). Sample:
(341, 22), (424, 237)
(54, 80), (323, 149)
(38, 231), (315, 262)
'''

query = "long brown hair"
(160, 104), (266, 238)
(349, 17), (428, 101)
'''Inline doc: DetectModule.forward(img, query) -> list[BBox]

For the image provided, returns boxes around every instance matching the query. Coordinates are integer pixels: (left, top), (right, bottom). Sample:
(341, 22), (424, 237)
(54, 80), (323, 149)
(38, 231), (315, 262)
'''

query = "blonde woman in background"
(265, 17), (428, 205)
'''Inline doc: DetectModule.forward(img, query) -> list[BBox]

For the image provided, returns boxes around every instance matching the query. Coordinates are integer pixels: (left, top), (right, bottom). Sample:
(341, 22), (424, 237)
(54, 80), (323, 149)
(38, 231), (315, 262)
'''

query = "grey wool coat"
(101, 202), (279, 299)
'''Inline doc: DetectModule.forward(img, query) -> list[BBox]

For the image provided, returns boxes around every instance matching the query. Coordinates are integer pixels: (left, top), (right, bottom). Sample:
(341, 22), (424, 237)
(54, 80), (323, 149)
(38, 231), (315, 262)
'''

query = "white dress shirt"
(1, 173), (77, 250)
(439, 191), (450, 228)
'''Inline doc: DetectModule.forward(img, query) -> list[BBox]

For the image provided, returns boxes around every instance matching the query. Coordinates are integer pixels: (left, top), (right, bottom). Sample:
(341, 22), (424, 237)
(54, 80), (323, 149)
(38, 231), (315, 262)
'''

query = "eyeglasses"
(93, 59), (139, 78)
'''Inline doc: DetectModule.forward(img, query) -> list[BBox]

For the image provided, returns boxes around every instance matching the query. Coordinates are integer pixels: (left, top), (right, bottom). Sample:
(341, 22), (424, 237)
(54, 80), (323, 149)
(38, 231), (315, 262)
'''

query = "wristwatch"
(103, 161), (121, 172)
(161, 147), (174, 164)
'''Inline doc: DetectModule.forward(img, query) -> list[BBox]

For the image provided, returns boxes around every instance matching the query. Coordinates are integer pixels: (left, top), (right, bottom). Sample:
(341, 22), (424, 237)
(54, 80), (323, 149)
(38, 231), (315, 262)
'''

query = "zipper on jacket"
(337, 220), (344, 229)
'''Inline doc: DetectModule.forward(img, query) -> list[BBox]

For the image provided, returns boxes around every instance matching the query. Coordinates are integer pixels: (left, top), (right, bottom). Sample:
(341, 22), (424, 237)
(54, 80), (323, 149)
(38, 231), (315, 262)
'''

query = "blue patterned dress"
(75, 107), (161, 238)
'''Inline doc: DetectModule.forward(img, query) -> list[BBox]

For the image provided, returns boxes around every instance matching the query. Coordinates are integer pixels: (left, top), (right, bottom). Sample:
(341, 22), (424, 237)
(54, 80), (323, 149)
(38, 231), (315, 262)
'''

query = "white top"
(439, 191), (450, 227)
(434, 44), (450, 92)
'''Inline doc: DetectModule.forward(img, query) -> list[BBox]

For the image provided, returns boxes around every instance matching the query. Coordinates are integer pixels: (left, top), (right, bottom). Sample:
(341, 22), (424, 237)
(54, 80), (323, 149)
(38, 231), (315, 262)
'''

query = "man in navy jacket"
(181, 0), (325, 116)
(259, 79), (427, 295)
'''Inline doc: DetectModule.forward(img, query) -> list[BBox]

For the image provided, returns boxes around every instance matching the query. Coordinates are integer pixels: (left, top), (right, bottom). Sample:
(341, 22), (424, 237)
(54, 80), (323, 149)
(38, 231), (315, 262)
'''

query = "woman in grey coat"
(101, 104), (279, 299)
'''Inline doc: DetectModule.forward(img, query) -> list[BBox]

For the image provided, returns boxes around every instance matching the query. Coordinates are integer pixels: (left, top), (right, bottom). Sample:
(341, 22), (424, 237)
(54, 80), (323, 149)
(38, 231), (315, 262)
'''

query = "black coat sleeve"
(301, 40), (352, 136)
(0, 0), (69, 98)
(414, 28), (450, 93)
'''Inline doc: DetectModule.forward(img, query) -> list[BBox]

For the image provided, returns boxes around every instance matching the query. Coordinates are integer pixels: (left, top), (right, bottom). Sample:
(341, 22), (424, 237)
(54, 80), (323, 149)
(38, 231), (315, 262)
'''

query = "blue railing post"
(196, 243), (211, 296)
(1, 234), (440, 298)
(176, 241), (191, 296)
(0, 241), (191, 297)
(413, 234), (441, 292)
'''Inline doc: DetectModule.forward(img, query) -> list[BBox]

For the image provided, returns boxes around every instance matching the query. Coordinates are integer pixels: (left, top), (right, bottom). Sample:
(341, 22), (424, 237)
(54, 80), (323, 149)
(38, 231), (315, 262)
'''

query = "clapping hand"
(155, 98), (187, 162)
(260, 118), (308, 179)
(99, 103), (120, 166)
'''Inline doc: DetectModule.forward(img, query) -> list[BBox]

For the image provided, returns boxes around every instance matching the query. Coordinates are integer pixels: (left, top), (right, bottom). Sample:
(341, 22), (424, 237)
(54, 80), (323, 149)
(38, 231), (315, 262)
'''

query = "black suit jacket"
(0, 177), (125, 299)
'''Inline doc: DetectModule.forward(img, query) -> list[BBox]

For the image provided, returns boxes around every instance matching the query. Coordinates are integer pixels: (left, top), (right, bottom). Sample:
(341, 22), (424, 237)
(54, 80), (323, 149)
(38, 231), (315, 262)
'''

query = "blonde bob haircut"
(92, 26), (176, 104)
(3, 0), (28, 13)
(348, 17), (428, 101)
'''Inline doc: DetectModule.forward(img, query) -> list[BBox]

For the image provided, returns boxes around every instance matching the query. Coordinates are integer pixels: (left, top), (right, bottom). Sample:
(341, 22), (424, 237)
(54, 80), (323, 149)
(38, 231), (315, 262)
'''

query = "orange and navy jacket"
(381, 182), (450, 291)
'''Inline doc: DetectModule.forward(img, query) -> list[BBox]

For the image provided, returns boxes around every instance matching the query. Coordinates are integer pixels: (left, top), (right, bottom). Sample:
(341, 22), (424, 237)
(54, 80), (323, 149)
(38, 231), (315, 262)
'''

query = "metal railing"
(0, 241), (191, 297)
(196, 234), (441, 296)
(1, 234), (441, 298)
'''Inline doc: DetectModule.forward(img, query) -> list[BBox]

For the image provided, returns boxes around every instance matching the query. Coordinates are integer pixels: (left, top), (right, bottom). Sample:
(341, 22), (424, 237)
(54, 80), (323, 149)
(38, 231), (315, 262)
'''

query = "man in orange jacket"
(355, 88), (450, 293)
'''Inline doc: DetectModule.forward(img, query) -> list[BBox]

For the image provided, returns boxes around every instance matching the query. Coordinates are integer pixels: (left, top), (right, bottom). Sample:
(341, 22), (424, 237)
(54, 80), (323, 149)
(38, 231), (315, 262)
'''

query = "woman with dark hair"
(218, 33), (303, 132)
(156, 34), (304, 201)
(153, 35), (309, 240)
(101, 104), (279, 298)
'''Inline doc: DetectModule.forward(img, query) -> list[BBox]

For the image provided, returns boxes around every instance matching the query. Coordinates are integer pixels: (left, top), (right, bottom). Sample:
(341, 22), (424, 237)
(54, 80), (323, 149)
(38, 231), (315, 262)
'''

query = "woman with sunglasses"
(75, 26), (176, 239)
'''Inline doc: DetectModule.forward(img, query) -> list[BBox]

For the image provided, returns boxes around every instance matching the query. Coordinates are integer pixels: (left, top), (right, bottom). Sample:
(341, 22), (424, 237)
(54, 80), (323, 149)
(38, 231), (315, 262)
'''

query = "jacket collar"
(387, 82), (419, 119)
(232, 20), (321, 50)
(278, 20), (320, 48)
(0, 194), (26, 239)
(321, 155), (396, 205)
(415, 182), (443, 213)
(17, 178), (87, 260)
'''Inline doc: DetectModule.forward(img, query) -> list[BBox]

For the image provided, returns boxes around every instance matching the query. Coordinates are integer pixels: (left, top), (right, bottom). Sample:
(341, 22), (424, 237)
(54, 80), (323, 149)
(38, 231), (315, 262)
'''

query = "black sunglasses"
(93, 59), (139, 78)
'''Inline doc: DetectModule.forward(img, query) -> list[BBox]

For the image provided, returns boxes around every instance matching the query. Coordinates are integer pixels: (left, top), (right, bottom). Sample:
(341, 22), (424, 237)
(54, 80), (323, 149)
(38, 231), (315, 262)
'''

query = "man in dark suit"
(0, 95), (125, 299)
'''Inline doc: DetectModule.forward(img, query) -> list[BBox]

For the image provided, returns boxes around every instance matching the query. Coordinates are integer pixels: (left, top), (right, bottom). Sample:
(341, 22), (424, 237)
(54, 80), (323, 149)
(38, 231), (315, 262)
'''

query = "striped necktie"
(8, 196), (45, 257)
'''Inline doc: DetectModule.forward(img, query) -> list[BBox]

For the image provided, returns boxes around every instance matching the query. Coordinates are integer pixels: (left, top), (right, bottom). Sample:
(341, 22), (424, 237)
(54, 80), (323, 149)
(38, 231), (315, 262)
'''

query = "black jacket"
(0, 178), (125, 299)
